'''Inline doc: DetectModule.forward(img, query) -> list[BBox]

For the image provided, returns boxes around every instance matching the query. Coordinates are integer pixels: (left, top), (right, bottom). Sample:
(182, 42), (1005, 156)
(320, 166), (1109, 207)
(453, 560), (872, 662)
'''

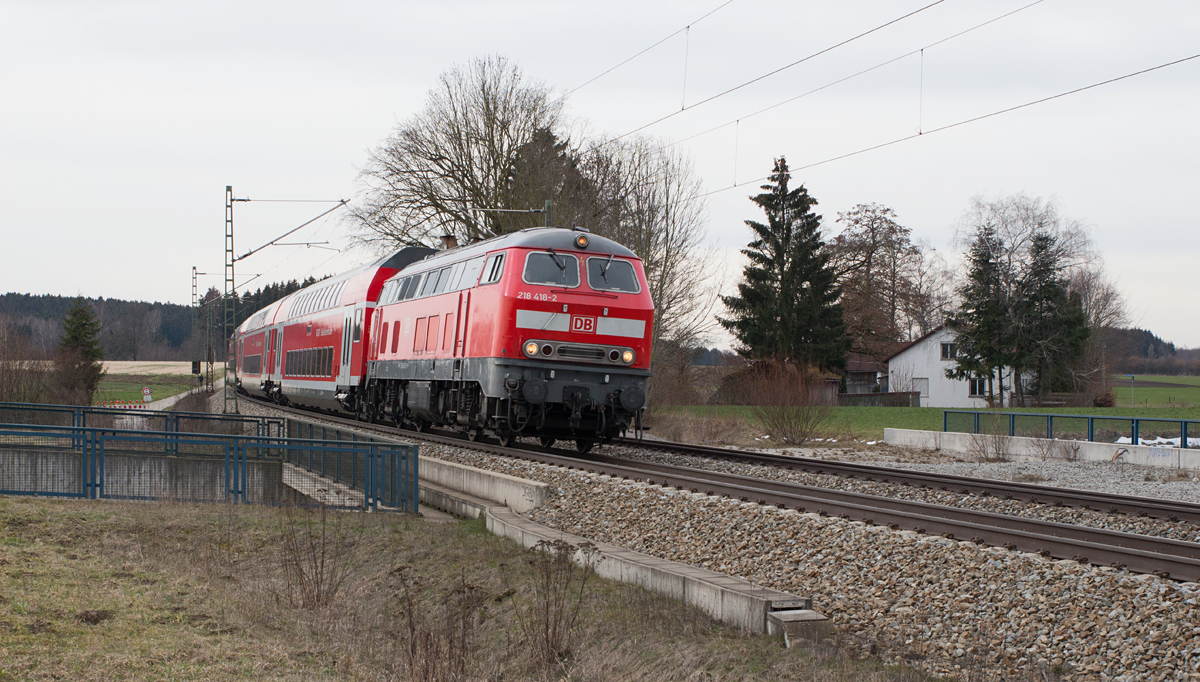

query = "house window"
(940, 343), (957, 360)
(969, 377), (987, 397)
(913, 378), (930, 398)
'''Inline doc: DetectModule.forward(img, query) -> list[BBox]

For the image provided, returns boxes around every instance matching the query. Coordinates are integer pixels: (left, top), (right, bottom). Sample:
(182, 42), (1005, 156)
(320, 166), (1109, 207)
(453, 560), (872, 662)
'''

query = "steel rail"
(244, 397), (1200, 580)
(616, 437), (1200, 524)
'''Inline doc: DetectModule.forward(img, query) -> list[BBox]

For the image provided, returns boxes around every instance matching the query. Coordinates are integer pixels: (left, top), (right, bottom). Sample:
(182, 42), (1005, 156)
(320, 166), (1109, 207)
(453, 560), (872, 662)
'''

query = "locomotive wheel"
(575, 439), (594, 454)
(413, 419), (430, 433)
(499, 432), (518, 447)
(467, 427), (483, 442)
(538, 437), (556, 448)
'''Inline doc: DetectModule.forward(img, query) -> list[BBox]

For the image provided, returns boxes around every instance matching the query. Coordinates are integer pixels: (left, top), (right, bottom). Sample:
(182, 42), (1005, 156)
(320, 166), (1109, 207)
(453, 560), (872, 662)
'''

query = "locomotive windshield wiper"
(598, 254), (615, 284)
(546, 248), (567, 271)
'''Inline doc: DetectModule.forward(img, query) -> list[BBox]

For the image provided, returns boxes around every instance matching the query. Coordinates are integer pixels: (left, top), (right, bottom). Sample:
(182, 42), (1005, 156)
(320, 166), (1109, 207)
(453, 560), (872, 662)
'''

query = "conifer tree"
(719, 158), (848, 370)
(56, 297), (106, 404)
(945, 225), (1009, 403)
(1017, 233), (1089, 398)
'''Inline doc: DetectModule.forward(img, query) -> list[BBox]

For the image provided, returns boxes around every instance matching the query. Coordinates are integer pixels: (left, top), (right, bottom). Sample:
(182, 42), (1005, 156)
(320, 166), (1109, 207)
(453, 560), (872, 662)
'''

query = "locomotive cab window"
(480, 254), (505, 285)
(587, 257), (640, 293)
(523, 251), (579, 287)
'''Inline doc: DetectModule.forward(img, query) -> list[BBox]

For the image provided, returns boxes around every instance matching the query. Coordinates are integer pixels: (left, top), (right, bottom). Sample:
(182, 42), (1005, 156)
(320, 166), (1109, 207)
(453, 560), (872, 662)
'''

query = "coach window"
(524, 252), (579, 287)
(353, 308), (363, 342)
(332, 282), (345, 307)
(586, 257), (640, 293)
(480, 254), (505, 285)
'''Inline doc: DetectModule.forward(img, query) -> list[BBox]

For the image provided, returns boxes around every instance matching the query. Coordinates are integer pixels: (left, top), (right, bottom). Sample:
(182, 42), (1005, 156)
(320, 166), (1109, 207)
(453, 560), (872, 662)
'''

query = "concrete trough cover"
(767, 609), (832, 648)
(770, 598), (813, 611)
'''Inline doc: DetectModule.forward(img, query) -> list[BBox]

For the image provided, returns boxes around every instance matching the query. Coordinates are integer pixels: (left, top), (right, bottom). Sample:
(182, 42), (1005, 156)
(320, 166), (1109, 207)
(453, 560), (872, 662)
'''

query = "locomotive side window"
(457, 256), (485, 290)
(380, 322), (389, 355)
(433, 266), (453, 294)
(587, 257), (641, 293)
(405, 274), (424, 301)
(480, 254), (505, 285)
(391, 322), (401, 354)
(523, 252), (579, 287)
(444, 262), (465, 291)
(419, 270), (441, 297)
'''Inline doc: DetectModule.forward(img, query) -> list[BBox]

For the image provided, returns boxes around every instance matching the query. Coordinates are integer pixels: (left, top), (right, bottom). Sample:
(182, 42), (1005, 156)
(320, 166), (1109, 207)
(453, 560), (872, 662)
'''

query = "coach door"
(266, 329), (277, 379)
(339, 310), (353, 385)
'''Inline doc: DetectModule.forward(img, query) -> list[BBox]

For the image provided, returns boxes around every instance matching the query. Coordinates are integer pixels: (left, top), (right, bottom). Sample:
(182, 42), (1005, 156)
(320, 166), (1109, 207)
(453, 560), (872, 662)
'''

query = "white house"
(886, 327), (991, 409)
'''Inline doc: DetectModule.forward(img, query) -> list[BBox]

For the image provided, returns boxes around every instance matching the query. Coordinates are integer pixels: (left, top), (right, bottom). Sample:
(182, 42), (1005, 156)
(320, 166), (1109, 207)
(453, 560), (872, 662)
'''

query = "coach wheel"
(539, 437), (556, 448)
(575, 439), (594, 454)
(414, 419), (430, 433)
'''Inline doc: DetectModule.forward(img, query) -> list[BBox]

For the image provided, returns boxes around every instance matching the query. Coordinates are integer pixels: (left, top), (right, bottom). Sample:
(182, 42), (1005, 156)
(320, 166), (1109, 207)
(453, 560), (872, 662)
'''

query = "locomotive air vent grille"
(557, 345), (607, 360)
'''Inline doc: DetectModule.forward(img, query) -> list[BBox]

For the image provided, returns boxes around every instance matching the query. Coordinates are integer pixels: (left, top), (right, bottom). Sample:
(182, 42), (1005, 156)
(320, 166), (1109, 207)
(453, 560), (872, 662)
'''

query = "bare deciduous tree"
(826, 204), (950, 348)
(349, 55), (563, 247)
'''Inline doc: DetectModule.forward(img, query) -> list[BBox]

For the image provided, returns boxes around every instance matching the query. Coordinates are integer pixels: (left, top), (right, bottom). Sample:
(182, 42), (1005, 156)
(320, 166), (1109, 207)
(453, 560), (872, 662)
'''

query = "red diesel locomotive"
(232, 227), (652, 451)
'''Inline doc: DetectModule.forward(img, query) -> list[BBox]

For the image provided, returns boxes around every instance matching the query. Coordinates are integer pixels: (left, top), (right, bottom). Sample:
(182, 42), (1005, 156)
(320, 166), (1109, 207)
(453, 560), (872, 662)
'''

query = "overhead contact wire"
(563, 0), (736, 98)
(690, 52), (1200, 201)
(665, 0), (1046, 148)
(603, 0), (949, 146)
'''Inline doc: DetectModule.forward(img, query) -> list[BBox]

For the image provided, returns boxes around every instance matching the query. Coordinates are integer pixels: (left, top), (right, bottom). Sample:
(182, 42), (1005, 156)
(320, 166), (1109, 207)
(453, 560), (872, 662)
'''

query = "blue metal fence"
(0, 420), (418, 511)
(0, 402), (286, 439)
(943, 410), (1200, 448)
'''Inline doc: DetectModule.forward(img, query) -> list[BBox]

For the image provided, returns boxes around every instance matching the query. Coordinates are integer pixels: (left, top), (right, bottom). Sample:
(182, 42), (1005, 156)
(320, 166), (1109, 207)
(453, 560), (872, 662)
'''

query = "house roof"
(882, 325), (947, 363)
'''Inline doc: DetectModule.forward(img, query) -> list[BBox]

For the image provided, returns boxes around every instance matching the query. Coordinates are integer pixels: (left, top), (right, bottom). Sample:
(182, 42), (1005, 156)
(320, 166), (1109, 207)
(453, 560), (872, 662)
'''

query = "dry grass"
(644, 409), (755, 445)
(0, 497), (944, 681)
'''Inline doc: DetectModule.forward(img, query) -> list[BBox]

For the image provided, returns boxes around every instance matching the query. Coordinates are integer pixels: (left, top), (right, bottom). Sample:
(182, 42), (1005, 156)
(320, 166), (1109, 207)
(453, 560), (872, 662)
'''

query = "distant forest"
(0, 277), (321, 361)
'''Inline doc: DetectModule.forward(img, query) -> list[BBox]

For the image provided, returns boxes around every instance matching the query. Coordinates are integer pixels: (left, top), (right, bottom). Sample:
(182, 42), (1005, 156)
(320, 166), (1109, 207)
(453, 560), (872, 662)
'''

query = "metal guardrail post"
(1047, 415), (1053, 440)
(1088, 417), (1094, 442)
(1132, 419), (1140, 446)
(1184, 422), (1189, 449)
(1008, 413), (1015, 437)
(414, 445), (420, 513)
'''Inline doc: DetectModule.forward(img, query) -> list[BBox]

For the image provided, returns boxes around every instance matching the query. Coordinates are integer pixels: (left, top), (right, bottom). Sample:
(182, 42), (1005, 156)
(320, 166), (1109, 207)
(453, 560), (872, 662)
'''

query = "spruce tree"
(1017, 233), (1089, 398)
(57, 297), (106, 404)
(945, 225), (1009, 404)
(719, 158), (848, 370)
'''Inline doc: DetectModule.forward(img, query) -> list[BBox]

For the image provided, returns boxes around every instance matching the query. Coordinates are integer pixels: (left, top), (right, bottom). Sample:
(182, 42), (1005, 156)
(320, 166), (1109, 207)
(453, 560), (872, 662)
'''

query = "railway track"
(245, 396), (1200, 581)
(617, 437), (1200, 525)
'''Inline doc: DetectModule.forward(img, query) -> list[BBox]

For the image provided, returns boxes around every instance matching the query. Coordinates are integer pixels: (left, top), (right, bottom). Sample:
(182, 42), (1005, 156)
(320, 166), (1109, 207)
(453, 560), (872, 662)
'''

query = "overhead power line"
(604, 0), (948, 146)
(666, 0), (1046, 148)
(563, 0), (737, 99)
(691, 52), (1200, 202)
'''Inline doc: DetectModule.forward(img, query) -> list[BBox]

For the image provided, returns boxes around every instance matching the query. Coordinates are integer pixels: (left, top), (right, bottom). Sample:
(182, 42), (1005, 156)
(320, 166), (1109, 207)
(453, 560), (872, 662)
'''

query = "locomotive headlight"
(574, 234), (589, 249)
(622, 350), (635, 364)
(524, 342), (539, 357)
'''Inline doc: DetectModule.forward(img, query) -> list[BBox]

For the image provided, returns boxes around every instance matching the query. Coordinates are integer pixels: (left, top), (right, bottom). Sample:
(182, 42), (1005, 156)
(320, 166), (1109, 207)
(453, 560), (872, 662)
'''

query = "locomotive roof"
(405, 227), (637, 272)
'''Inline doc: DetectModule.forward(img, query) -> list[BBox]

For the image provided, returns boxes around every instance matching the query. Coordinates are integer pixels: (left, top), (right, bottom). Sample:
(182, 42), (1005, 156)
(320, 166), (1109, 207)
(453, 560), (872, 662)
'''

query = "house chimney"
(439, 234), (458, 250)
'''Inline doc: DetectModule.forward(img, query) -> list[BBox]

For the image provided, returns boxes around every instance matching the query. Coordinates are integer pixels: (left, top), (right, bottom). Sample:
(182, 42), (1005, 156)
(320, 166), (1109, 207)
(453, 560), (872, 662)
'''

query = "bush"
(748, 362), (832, 446)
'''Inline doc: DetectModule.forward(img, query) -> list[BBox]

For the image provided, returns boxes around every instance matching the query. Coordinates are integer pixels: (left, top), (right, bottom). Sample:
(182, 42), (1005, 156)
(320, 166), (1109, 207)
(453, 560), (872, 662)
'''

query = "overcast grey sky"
(2, 0), (1197, 347)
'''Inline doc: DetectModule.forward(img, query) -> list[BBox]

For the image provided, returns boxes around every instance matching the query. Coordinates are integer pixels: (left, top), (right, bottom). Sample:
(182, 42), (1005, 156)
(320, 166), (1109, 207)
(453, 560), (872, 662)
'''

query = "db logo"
(571, 315), (596, 333)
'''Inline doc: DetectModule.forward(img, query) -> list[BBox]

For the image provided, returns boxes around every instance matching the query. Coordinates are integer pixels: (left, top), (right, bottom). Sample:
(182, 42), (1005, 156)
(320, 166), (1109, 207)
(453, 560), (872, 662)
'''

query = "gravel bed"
(229, 401), (1200, 678)
(604, 445), (1200, 544)
(408, 439), (1200, 681)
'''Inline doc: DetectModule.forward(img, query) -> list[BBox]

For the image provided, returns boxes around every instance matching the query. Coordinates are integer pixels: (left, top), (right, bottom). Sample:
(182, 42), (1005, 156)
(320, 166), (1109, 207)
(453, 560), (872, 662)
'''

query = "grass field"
(1110, 374), (1200, 408)
(655, 403), (1200, 443)
(94, 369), (223, 405)
(0, 497), (933, 681)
